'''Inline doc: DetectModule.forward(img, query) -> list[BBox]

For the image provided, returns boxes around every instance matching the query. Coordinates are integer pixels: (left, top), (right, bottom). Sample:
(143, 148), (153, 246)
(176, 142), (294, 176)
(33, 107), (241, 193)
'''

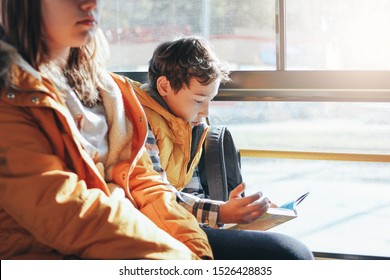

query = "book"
(224, 192), (309, 231)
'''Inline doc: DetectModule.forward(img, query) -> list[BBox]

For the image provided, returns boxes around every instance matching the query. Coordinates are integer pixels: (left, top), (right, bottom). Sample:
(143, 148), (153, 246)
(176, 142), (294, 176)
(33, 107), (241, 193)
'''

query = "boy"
(132, 37), (269, 228)
(131, 37), (313, 260)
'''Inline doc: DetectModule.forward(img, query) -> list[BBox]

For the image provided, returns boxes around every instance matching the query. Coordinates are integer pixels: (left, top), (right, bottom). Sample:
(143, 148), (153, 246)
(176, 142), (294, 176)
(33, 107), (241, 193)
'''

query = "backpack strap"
(199, 125), (243, 201)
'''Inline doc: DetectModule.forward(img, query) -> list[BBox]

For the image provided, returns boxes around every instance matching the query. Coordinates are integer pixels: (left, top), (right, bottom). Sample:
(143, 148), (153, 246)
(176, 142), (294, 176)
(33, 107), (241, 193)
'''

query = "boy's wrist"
(215, 201), (227, 227)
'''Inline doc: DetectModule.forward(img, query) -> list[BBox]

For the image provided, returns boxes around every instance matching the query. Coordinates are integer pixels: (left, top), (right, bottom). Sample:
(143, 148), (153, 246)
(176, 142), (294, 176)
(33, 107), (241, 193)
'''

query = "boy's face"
(159, 77), (220, 126)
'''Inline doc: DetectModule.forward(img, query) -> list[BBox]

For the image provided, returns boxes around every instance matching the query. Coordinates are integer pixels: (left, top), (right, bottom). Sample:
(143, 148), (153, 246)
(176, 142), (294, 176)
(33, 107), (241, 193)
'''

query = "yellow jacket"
(132, 82), (209, 190)
(0, 41), (212, 260)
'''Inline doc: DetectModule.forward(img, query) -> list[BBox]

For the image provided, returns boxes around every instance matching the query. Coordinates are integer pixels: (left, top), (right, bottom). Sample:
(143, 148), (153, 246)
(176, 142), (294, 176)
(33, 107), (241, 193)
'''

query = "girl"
(0, 0), (212, 260)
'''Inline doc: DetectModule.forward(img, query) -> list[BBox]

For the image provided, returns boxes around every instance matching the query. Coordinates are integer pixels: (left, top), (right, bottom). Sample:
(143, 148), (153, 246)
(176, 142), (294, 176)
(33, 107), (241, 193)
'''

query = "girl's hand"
(218, 182), (271, 224)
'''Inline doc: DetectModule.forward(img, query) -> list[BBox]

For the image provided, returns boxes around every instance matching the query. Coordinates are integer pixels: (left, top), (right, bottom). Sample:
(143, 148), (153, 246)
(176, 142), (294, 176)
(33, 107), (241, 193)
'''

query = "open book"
(225, 192), (309, 231)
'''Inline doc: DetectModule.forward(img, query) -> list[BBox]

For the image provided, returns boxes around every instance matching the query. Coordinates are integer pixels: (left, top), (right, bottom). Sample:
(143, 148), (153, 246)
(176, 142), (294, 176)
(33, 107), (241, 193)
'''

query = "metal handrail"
(240, 149), (390, 162)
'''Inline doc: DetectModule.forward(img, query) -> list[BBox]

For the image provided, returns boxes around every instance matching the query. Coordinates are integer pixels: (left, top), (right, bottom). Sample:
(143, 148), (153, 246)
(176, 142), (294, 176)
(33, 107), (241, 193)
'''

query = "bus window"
(101, 0), (276, 71)
(286, 0), (390, 70)
(209, 100), (390, 257)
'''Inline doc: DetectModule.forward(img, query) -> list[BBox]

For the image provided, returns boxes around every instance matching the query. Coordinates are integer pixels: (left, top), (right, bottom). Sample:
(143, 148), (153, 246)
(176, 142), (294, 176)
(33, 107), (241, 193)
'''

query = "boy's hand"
(218, 183), (271, 224)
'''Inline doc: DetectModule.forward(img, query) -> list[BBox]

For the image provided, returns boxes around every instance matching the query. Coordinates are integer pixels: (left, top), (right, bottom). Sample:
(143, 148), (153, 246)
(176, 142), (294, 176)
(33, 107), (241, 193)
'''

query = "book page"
(226, 207), (297, 231)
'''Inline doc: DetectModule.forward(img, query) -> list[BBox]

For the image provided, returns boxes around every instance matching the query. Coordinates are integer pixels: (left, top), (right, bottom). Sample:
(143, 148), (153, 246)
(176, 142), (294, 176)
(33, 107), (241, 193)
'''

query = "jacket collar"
(140, 84), (171, 113)
(0, 40), (46, 90)
(133, 80), (209, 164)
(134, 82), (191, 130)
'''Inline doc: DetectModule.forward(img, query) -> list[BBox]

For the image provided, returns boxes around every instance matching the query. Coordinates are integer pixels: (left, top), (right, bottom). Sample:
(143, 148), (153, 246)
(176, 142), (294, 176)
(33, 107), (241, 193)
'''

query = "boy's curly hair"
(148, 36), (230, 93)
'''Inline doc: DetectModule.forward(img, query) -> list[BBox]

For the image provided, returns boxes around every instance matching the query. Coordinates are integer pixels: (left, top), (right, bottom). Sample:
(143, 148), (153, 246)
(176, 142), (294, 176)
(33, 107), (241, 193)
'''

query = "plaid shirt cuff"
(176, 191), (223, 228)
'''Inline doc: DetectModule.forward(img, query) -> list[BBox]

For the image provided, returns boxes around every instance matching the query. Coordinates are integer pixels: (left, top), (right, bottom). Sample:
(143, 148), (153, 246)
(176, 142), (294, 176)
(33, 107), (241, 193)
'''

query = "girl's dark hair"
(1, 0), (100, 106)
(1, 0), (43, 68)
(148, 36), (230, 93)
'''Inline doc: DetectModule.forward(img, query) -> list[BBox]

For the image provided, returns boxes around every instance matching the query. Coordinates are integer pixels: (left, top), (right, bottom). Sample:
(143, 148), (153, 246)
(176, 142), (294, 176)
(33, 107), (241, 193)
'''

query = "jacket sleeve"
(145, 126), (223, 228)
(127, 148), (214, 259)
(0, 99), (200, 260)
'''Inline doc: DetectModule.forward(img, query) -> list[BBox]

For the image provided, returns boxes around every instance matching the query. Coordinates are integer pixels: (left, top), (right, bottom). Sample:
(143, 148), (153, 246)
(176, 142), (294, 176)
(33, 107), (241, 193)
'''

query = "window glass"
(101, 0), (276, 71)
(210, 100), (390, 257)
(209, 101), (390, 154)
(286, 0), (390, 69)
(241, 157), (390, 258)
(101, 0), (390, 70)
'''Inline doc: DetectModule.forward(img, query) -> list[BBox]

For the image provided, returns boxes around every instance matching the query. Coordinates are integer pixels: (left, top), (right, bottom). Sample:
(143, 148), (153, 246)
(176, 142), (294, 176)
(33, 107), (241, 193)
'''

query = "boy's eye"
(194, 100), (203, 104)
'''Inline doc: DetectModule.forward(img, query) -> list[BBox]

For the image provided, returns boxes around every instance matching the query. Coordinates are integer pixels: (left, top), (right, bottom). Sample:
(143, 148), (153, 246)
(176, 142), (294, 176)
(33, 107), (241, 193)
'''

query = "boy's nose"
(200, 102), (210, 117)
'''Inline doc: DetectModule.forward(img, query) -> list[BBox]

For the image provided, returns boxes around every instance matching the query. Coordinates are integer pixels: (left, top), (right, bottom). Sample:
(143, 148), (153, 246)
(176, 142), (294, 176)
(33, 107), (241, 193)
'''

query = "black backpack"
(198, 125), (243, 201)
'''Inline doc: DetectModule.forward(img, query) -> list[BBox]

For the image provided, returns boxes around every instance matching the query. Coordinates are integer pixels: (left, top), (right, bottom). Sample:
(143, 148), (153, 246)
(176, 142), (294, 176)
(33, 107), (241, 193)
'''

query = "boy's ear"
(156, 76), (171, 97)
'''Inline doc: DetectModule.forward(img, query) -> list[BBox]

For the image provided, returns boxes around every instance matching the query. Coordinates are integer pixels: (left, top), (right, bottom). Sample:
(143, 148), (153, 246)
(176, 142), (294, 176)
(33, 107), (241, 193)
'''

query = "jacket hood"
(133, 81), (189, 128)
(0, 40), (41, 89)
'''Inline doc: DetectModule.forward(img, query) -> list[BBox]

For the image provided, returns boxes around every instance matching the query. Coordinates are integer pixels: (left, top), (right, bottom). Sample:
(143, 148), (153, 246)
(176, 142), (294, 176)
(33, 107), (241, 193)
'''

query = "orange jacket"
(0, 42), (212, 259)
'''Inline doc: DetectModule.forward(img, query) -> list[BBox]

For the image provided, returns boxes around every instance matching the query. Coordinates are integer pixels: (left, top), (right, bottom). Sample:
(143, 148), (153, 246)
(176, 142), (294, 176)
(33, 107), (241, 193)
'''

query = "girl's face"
(41, 0), (102, 58)
(159, 77), (220, 126)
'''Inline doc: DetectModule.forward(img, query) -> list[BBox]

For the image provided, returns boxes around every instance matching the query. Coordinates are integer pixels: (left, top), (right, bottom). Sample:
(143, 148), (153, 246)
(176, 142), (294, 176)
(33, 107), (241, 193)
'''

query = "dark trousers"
(202, 227), (314, 260)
